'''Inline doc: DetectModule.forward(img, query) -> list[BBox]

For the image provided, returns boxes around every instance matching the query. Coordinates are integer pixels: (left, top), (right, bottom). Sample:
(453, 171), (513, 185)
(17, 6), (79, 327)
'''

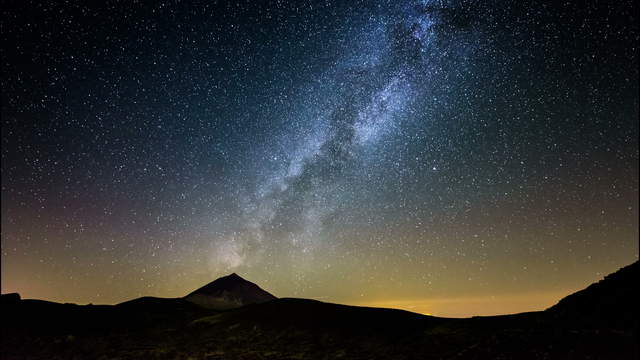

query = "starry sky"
(2, 0), (638, 317)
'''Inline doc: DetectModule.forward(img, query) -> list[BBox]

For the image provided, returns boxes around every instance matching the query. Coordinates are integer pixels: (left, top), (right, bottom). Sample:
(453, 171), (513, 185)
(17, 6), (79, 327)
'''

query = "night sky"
(2, 0), (638, 317)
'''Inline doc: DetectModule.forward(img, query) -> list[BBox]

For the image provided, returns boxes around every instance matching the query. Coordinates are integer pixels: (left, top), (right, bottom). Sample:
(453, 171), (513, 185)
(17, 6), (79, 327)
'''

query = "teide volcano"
(184, 273), (277, 309)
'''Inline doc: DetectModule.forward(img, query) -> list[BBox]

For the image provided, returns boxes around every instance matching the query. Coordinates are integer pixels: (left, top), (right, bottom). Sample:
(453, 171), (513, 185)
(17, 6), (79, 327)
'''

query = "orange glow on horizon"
(349, 289), (577, 318)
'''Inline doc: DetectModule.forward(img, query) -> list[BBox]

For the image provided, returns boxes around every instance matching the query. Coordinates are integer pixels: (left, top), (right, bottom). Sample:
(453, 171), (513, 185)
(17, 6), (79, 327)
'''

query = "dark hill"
(546, 260), (639, 331)
(192, 297), (446, 334)
(1, 296), (215, 334)
(1, 293), (21, 303)
(184, 272), (277, 309)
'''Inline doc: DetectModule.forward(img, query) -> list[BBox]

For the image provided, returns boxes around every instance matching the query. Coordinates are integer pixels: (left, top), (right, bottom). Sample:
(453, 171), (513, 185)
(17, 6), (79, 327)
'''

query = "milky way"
(219, 0), (470, 273)
(2, 0), (638, 316)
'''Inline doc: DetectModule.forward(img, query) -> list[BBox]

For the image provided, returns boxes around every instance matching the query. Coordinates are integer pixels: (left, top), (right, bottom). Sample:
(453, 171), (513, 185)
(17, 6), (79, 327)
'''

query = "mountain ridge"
(2, 261), (638, 359)
(183, 272), (277, 310)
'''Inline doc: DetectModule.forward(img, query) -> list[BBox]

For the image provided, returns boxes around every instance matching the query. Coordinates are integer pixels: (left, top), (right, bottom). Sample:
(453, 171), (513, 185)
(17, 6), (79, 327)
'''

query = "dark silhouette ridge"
(184, 272), (277, 309)
(1, 293), (20, 304)
(2, 261), (637, 359)
(546, 261), (638, 331)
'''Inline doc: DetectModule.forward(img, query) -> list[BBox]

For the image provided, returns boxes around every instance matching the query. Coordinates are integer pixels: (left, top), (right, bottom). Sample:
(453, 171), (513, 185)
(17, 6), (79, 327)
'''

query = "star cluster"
(2, 0), (638, 316)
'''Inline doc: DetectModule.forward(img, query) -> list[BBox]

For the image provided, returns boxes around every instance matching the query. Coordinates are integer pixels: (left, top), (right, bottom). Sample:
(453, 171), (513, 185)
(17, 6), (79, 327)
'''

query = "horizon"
(2, 261), (634, 318)
(2, 0), (638, 319)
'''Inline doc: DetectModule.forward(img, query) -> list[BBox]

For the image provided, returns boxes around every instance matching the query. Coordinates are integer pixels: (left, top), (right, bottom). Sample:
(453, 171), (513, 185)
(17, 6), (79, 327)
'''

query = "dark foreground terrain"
(2, 261), (637, 360)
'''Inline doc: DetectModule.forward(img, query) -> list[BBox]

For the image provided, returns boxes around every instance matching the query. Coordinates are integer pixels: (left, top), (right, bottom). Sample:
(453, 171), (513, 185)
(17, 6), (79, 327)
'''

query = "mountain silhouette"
(184, 272), (277, 309)
(546, 260), (638, 330)
(2, 262), (637, 359)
